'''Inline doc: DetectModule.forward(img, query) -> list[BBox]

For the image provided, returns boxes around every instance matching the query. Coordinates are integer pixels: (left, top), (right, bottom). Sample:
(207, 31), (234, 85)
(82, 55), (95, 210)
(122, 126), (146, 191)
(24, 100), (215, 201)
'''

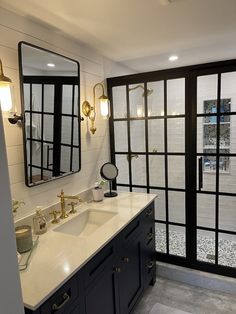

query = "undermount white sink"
(53, 209), (117, 237)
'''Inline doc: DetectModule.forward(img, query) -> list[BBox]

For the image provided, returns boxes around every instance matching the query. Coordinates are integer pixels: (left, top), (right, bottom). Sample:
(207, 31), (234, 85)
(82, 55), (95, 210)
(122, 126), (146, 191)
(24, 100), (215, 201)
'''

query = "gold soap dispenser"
(33, 207), (47, 235)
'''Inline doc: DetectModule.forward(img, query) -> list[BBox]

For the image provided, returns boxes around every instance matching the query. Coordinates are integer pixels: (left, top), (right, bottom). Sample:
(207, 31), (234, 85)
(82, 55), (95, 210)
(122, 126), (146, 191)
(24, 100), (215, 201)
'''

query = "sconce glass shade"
(0, 59), (13, 112)
(99, 94), (109, 118)
(0, 82), (13, 112)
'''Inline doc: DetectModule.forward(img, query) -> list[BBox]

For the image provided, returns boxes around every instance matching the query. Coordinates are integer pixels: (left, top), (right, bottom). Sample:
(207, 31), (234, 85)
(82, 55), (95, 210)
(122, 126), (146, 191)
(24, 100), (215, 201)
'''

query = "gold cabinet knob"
(114, 267), (121, 273)
(122, 257), (130, 263)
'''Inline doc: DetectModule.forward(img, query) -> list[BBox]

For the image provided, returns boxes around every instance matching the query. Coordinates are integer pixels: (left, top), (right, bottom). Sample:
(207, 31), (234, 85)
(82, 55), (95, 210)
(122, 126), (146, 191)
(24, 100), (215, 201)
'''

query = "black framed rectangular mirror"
(18, 42), (81, 187)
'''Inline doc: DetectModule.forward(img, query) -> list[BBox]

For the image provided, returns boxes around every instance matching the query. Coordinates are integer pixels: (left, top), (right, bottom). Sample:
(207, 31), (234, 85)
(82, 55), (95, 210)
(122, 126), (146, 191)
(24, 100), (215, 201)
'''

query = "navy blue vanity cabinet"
(24, 201), (156, 314)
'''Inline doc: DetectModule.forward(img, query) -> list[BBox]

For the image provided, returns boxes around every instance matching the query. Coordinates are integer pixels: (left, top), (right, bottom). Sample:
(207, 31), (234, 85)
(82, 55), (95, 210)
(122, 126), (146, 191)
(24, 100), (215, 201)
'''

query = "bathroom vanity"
(22, 192), (156, 314)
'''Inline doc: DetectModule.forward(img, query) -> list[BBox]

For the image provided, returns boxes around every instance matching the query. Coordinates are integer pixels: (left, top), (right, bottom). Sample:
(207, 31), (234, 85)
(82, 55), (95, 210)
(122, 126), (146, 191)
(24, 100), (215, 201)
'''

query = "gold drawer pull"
(122, 257), (130, 263)
(52, 292), (70, 311)
(146, 209), (153, 216)
(114, 267), (121, 273)
(146, 260), (154, 269)
(147, 233), (154, 240)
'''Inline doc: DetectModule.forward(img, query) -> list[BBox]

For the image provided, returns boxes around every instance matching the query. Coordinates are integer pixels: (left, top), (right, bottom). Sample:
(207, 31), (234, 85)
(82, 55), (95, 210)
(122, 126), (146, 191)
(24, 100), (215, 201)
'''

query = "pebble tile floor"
(133, 277), (236, 314)
(156, 229), (236, 268)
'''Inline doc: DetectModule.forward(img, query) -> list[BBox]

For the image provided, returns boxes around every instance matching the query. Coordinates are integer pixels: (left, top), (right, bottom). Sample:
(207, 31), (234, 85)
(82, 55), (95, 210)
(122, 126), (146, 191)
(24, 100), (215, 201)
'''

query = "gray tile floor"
(134, 277), (236, 314)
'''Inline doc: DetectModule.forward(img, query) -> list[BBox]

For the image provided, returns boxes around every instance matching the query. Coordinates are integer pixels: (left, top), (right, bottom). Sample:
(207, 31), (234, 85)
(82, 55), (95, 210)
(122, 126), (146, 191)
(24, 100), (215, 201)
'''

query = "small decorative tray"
(18, 236), (39, 271)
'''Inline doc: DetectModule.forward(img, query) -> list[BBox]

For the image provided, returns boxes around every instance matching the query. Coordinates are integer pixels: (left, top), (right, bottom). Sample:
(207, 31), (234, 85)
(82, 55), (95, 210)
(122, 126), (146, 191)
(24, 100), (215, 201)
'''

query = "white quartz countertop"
(20, 192), (157, 310)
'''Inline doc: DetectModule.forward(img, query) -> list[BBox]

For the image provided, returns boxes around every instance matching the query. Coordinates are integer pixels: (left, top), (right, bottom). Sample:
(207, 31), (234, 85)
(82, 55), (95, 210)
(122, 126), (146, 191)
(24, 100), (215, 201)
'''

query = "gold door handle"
(147, 233), (154, 240)
(146, 208), (153, 216)
(146, 260), (154, 269)
(52, 292), (70, 311)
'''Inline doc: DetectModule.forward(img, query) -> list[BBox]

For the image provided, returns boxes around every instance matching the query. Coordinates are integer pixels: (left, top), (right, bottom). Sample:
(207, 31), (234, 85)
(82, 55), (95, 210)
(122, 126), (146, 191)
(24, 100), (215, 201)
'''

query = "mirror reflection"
(19, 42), (81, 187)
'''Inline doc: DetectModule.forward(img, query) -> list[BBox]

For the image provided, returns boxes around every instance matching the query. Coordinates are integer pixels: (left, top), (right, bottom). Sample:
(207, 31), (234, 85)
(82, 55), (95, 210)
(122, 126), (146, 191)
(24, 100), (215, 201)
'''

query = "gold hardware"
(49, 210), (60, 224)
(68, 201), (78, 214)
(82, 82), (109, 134)
(57, 189), (83, 219)
(147, 232), (154, 240)
(52, 292), (70, 310)
(114, 267), (121, 273)
(12, 200), (25, 213)
(146, 208), (153, 216)
(122, 257), (129, 263)
(126, 153), (139, 161)
(146, 260), (154, 269)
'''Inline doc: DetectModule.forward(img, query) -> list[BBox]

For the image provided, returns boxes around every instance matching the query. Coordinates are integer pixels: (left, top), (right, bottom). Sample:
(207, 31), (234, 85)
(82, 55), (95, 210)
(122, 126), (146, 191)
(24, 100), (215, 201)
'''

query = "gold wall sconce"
(0, 58), (23, 124)
(82, 82), (109, 134)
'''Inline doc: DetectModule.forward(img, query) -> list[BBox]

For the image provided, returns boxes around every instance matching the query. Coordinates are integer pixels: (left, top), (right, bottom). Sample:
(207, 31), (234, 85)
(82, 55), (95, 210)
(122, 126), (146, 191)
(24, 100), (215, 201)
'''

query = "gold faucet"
(57, 189), (83, 219)
(12, 200), (25, 213)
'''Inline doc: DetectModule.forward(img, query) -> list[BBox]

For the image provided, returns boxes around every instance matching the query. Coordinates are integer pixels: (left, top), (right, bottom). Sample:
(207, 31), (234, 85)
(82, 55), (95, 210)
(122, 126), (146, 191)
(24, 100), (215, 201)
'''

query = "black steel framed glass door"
(191, 66), (236, 276)
(107, 60), (236, 278)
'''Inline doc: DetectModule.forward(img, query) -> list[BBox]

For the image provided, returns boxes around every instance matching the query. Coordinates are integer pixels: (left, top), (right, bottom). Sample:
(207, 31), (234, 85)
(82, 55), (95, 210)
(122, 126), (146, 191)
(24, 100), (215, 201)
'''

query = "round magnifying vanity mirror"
(100, 162), (118, 197)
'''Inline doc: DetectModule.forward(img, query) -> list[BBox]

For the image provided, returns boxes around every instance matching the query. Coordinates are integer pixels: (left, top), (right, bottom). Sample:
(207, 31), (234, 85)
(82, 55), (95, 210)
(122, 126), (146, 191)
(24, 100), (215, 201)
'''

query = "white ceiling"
(1, 0), (236, 72)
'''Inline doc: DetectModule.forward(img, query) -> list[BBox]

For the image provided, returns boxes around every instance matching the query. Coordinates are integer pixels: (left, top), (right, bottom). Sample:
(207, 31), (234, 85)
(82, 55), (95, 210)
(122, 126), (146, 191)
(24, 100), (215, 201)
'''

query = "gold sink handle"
(68, 201), (78, 214)
(49, 210), (60, 224)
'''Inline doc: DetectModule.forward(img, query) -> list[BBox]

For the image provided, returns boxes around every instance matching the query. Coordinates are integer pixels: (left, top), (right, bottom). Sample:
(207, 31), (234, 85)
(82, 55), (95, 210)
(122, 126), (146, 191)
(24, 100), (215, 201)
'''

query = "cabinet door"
(85, 265), (119, 314)
(118, 236), (143, 314)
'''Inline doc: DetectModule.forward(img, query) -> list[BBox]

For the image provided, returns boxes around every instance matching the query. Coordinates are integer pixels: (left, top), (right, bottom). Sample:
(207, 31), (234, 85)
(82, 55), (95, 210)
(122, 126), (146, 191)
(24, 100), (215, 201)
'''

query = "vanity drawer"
(40, 275), (79, 314)
(83, 238), (117, 287)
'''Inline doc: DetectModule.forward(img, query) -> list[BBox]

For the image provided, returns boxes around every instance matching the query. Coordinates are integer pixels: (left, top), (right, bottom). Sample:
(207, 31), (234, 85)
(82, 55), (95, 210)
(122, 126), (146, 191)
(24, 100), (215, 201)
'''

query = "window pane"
(167, 118), (185, 152)
(114, 121), (128, 152)
(168, 156), (185, 189)
(62, 85), (73, 114)
(129, 83), (145, 118)
(147, 81), (164, 116)
(218, 233), (236, 268)
(115, 155), (129, 184)
(150, 189), (165, 221)
(130, 120), (145, 152)
(219, 196), (236, 232)
(197, 74), (218, 114)
(148, 119), (164, 153)
(112, 86), (127, 119)
(169, 225), (186, 257)
(167, 78), (185, 115)
(219, 157), (236, 193)
(61, 116), (72, 145)
(197, 230), (215, 264)
(149, 156), (165, 187)
(168, 191), (185, 224)
(197, 193), (215, 229)
(155, 223), (167, 253)
(132, 155), (146, 185)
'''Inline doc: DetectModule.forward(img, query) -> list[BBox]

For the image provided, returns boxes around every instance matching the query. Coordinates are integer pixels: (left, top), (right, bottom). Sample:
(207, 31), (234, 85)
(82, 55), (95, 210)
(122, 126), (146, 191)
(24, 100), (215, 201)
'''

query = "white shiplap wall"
(0, 7), (111, 219)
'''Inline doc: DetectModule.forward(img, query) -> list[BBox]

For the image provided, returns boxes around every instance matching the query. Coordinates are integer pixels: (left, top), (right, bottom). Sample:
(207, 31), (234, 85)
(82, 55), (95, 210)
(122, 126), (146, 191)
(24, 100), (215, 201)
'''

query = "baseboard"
(157, 262), (236, 295)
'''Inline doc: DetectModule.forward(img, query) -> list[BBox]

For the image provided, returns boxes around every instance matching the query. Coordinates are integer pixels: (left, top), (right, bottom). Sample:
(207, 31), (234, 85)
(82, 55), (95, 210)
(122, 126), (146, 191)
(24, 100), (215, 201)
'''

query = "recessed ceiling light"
(169, 55), (178, 61)
(47, 63), (55, 67)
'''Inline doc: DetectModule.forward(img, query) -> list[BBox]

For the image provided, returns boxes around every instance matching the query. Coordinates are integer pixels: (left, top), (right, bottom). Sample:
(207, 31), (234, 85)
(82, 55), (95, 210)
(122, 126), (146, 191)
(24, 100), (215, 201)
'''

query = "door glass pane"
(149, 156), (165, 187)
(197, 193), (215, 228)
(147, 81), (164, 116)
(219, 157), (236, 193)
(218, 233), (236, 268)
(117, 186), (130, 192)
(219, 196), (236, 232)
(130, 120), (145, 152)
(168, 191), (185, 224)
(148, 119), (164, 153)
(44, 85), (54, 113)
(115, 155), (129, 184)
(167, 118), (185, 152)
(155, 223), (167, 253)
(150, 189), (165, 221)
(197, 74), (218, 114)
(112, 86), (127, 119)
(197, 230), (215, 264)
(43, 115), (54, 142)
(114, 121), (128, 152)
(132, 187), (147, 193)
(167, 78), (185, 115)
(169, 225), (186, 257)
(197, 156), (216, 192)
(62, 85), (73, 114)
(221, 72), (236, 113)
(131, 155), (146, 185)
(61, 116), (72, 145)
(168, 156), (185, 189)
(129, 83), (145, 118)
